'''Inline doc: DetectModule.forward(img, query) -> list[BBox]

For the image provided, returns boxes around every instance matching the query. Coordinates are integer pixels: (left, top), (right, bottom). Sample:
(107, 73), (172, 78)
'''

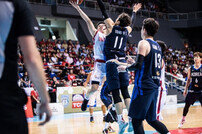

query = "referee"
(0, 0), (52, 134)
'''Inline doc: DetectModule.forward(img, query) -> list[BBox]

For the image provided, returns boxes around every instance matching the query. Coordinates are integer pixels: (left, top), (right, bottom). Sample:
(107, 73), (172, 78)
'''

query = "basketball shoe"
(178, 118), (185, 128)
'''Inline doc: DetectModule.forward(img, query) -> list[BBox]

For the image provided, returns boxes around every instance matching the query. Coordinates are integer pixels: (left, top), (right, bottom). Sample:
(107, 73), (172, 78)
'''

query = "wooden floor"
(29, 105), (202, 134)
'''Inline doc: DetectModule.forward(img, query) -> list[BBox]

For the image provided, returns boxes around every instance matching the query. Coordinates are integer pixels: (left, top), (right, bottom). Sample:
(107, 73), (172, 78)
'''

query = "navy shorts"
(185, 92), (202, 105)
(100, 82), (112, 108)
(106, 59), (129, 91)
(128, 87), (158, 122)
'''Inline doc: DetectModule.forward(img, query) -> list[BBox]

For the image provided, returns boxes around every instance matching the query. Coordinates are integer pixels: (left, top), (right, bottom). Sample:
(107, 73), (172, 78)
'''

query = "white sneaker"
(118, 121), (128, 134)
(127, 121), (133, 132)
(178, 118), (185, 128)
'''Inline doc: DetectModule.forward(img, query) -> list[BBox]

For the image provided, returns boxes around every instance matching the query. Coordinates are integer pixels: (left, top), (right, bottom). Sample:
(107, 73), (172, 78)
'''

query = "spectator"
(68, 69), (76, 81)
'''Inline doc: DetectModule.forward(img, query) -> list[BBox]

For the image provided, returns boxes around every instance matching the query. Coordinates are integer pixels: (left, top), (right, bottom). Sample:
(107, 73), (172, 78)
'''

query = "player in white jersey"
(70, 1), (108, 112)
(156, 40), (168, 121)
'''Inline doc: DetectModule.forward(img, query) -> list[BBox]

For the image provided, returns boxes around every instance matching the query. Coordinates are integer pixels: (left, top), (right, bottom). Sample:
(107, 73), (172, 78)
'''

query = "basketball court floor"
(29, 103), (202, 134)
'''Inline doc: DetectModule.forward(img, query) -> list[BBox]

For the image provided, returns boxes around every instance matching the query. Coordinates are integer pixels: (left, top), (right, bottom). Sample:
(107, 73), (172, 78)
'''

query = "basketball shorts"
(0, 84), (28, 134)
(100, 81), (112, 108)
(185, 92), (202, 105)
(106, 59), (129, 91)
(156, 86), (167, 120)
(88, 88), (104, 107)
(129, 87), (158, 122)
(90, 62), (106, 84)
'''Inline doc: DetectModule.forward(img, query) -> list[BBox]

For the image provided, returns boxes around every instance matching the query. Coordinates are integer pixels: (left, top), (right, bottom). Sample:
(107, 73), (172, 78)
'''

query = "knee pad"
(120, 86), (130, 100)
(112, 90), (122, 104)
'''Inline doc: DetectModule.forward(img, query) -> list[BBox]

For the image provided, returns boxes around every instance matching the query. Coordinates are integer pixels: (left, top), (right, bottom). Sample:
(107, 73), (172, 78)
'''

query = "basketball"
(70, 0), (84, 5)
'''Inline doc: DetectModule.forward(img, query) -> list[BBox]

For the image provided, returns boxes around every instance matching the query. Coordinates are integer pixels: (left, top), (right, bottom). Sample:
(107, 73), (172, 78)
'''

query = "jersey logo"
(152, 44), (158, 50)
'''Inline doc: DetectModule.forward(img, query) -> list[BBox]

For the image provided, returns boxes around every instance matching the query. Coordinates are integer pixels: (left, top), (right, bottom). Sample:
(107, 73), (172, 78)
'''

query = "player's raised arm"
(70, 1), (96, 37)
(127, 3), (142, 34)
(97, 0), (114, 32)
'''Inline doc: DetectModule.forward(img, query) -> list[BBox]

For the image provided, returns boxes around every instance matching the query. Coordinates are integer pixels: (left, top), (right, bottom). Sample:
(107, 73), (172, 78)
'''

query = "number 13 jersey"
(134, 39), (162, 91)
(104, 26), (128, 61)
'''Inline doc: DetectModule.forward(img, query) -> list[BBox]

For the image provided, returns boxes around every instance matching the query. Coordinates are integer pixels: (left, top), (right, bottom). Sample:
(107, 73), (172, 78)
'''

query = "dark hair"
(194, 52), (202, 58)
(96, 21), (105, 28)
(143, 18), (159, 37)
(116, 13), (131, 27)
(156, 40), (167, 53)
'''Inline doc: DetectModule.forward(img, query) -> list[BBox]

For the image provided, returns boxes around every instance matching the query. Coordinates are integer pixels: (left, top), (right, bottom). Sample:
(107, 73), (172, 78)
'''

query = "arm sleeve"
(126, 54), (144, 71)
(131, 12), (136, 28)
(97, 0), (109, 19)
(15, 0), (34, 37)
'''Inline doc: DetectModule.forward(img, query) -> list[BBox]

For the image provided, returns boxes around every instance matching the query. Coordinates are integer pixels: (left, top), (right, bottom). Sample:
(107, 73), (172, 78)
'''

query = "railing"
(165, 72), (186, 92)
(27, 0), (202, 21)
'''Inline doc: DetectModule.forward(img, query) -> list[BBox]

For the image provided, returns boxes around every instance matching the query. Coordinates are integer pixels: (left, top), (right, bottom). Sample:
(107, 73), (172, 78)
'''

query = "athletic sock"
(104, 122), (109, 129)
(117, 114), (123, 123)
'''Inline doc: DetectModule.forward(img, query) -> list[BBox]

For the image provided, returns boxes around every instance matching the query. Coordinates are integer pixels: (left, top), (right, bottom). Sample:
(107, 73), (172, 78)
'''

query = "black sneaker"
(103, 128), (108, 134)
(90, 116), (94, 123)
(81, 98), (89, 111)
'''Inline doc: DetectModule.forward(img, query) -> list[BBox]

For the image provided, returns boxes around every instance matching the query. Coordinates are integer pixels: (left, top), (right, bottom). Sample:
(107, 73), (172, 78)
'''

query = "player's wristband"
(131, 12), (136, 28)
(97, 0), (109, 19)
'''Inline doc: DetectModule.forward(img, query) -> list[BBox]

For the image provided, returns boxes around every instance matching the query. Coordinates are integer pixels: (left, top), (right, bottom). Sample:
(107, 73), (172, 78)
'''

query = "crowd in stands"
(18, 38), (200, 91)
(27, 0), (167, 13)
(164, 45), (201, 79)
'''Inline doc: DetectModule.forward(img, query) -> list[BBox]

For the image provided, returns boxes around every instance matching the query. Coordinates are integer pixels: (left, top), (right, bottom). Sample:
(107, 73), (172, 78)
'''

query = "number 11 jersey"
(104, 26), (129, 61)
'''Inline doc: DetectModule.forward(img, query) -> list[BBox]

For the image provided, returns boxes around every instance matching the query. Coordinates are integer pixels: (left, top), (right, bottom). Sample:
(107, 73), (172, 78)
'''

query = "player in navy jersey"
(118, 18), (170, 134)
(178, 52), (202, 128)
(96, 0), (142, 133)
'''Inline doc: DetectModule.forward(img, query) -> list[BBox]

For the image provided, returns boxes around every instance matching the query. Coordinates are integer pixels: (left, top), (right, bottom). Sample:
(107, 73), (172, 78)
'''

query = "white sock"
(104, 122), (109, 129)
(117, 114), (123, 123)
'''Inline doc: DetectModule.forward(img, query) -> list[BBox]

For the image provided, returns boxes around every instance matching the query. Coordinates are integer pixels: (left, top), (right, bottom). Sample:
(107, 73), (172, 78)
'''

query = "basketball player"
(117, 18), (170, 134)
(96, 0), (141, 133)
(178, 52), (202, 128)
(114, 41), (168, 121)
(83, 71), (106, 123)
(0, 1), (51, 134)
(70, 1), (107, 113)
(156, 40), (168, 121)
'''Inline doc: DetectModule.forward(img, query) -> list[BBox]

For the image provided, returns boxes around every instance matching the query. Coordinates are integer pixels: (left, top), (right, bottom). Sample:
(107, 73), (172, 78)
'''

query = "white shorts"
(156, 86), (167, 120)
(90, 62), (106, 84)
(88, 87), (104, 107)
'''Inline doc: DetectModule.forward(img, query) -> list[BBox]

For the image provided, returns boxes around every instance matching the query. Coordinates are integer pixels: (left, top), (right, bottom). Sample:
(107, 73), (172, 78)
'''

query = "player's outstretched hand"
(183, 90), (187, 97)
(133, 3), (142, 13)
(38, 103), (52, 126)
(117, 65), (127, 72)
(69, 0), (79, 9)
(127, 56), (135, 64)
